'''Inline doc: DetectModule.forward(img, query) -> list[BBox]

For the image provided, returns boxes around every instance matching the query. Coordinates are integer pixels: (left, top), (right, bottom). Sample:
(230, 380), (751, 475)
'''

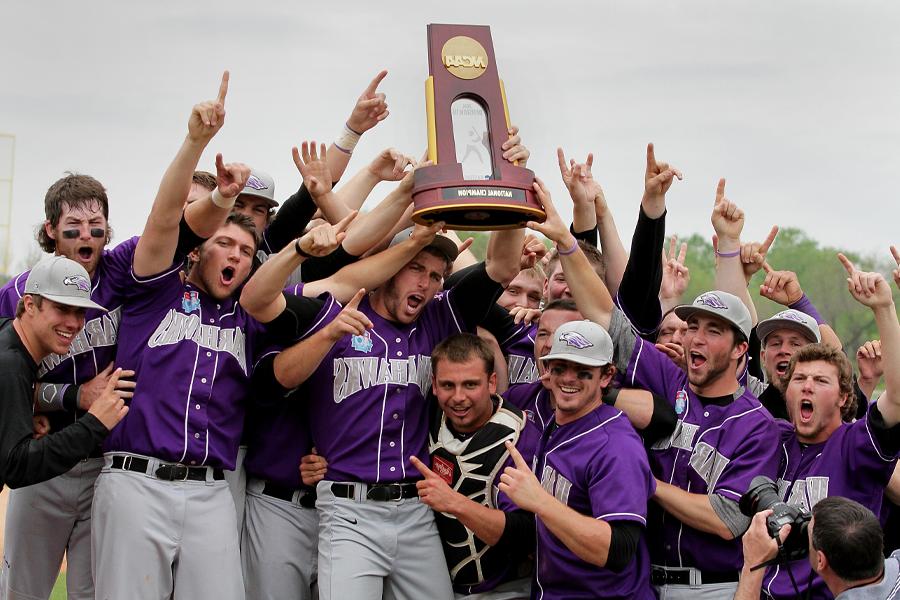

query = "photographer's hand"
(735, 510), (791, 600)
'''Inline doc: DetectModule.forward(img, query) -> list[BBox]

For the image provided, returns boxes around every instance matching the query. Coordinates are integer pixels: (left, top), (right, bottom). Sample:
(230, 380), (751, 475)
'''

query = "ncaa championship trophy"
(411, 24), (546, 230)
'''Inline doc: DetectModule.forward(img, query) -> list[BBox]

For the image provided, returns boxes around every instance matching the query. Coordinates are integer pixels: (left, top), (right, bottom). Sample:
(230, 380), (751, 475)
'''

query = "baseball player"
(239, 219), (525, 600)
(0, 73), (241, 600)
(0, 256), (127, 491)
(500, 320), (657, 599)
(529, 180), (781, 598)
(410, 332), (539, 598)
(237, 223), (453, 600)
(758, 257), (900, 600)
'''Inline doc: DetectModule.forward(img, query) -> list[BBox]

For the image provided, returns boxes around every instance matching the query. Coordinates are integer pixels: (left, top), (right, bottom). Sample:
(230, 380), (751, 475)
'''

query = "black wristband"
(294, 239), (314, 259)
(602, 387), (620, 406)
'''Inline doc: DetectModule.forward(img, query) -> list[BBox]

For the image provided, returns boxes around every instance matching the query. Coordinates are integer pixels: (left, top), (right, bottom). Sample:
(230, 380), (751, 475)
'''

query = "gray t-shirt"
(836, 550), (900, 599)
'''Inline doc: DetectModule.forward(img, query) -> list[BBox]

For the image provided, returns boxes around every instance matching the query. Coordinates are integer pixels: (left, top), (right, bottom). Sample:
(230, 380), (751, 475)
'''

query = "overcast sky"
(2, 0), (898, 274)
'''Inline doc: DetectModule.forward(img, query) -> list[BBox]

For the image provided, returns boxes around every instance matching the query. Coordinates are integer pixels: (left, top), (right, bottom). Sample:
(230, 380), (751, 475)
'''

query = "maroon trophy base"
(411, 163), (546, 230)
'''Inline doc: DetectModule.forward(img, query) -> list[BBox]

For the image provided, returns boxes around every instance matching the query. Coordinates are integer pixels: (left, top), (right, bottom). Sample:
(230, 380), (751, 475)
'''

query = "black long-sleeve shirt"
(0, 319), (109, 491)
(617, 208), (667, 338)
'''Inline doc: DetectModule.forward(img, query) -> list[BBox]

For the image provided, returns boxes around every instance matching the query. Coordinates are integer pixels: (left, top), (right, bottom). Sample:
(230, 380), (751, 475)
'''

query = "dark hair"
(15, 294), (42, 318)
(782, 343), (856, 420)
(38, 173), (110, 252)
(812, 496), (883, 581)
(192, 171), (217, 192)
(432, 333), (495, 377)
(545, 240), (606, 282)
(543, 298), (580, 314)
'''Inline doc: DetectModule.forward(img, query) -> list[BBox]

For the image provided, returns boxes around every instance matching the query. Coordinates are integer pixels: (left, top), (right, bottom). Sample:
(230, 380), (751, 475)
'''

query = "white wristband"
(334, 122), (362, 155)
(211, 188), (237, 209)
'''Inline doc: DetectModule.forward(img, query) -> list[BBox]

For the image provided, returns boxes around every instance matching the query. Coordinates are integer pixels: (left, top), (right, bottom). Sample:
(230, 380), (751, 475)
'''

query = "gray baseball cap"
(390, 227), (459, 263)
(239, 169), (278, 207)
(757, 309), (821, 344)
(25, 256), (107, 311)
(674, 290), (752, 340)
(541, 320), (614, 367)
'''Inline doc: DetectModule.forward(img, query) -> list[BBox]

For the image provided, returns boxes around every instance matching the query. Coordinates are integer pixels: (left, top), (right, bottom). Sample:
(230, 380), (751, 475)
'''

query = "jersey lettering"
(147, 309), (247, 371)
(689, 441), (731, 489)
(779, 476), (830, 512)
(540, 464), (572, 505)
(507, 354), (538, 385)
(332, 355), (432, 403)
(39, 306), (123, 376)
(650, 420), (700, 451)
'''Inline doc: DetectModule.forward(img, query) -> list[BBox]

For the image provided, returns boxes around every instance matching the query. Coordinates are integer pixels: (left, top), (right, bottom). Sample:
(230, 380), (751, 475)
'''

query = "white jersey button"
(704, 411), (709, 417)
(390, 466), (396, 472)
(395, 338), (402, 343)
(194, 433), (200, 439)
(392, 413), (399, 420)
(396, 351), (402, 357)
(389, 441), (395, 447)
(195, 404), (201, 410)
(201, 378), (207, 384)
(206, 352), (212, 357)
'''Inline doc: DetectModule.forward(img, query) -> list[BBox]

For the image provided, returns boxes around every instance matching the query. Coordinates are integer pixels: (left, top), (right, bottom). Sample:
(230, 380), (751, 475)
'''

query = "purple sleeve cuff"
(789, 294), (825, 325)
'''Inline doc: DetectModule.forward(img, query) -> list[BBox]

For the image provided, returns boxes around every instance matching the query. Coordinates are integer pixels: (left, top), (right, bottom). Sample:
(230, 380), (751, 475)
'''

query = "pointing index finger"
(333, 210), (358, 234)
(837, 253), (856, 276)
(759, 225), (779, 254)
(217, 70), (229, 104)
(409, 455), (435, 477)
(346, 288), (366, 310)
(505, 440), (528, 470)
(365, 70), (388, 96)
(715, 178), (727, 204)
(891, 245), (900, 266)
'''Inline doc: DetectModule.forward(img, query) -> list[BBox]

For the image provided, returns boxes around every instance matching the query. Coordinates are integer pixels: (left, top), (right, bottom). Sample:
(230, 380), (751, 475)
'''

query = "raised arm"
(332, 148), (416, 213)
(558, 148), (597, 241)
(239, 213), (356, 323)
(273, 289), (372, 389)
(339, 160), (419, 257)
(659, 236), (691, 314)
(292, 142), (351, 224)
(527, 180), (614, 328)
(616, 143), (682, 332)
(303, 222), (444, 304)
(839, 254), (900, 426)
(584, 156), (628, 296)
(135, 71), (236, 277)
(759, 264), (842, 350)
(325, 69), (390, 182)
(711, 178), (759, 325)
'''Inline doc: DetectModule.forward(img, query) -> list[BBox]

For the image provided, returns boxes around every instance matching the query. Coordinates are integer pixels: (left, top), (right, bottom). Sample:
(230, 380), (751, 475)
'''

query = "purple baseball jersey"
(501, 322), (539, 386)
(532, 404), (656, 600)
(104, 263), (317, 470)
(304, 288), (474, 483)
(761, 410), (899, 599)
(625, 336), (781, 572)
(504, 380), (554, 431)
(0, 237), (138, 386)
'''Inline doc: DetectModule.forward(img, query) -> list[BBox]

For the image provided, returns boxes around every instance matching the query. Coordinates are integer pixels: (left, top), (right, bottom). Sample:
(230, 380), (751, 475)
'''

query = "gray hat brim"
(673, 305), (749, 339)
(756, 319), (819, 344)
(40, 292), (108, 312)
(540, 352), (611, 368)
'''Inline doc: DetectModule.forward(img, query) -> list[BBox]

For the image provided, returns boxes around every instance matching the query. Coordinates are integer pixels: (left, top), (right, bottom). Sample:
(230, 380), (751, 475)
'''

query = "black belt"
(331, 482), (418, 502)
(261, 482), (317, 509)
(110, 455), (224, 482)
(650, 566), (740, 586)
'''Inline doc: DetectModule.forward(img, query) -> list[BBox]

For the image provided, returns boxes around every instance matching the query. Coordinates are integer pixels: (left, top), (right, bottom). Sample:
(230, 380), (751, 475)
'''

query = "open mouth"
(689, 352), (707, 370)
(799, 399), (814, 422)
(406, 294), (424, 312)
(449, 406), (470, 419)
(220, 266), (236, 286)
(77, 247), (94, 262)
(775, 361), (790, 377)
(558, 384), (580, 395)
(55, 329), (74, 345)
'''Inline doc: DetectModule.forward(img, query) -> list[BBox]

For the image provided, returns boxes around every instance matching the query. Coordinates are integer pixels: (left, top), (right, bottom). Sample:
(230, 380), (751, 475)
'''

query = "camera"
(739, 476), (812, 561)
